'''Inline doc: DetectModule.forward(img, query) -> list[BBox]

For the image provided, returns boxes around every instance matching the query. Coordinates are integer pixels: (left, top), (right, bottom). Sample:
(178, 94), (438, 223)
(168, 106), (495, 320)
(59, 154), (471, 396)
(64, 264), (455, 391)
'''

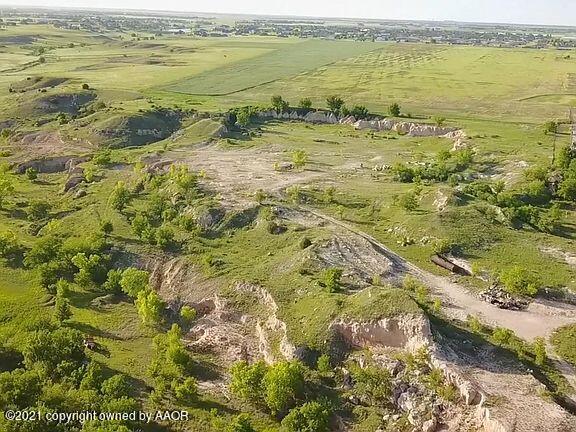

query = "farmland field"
(165, 38), (380, 95)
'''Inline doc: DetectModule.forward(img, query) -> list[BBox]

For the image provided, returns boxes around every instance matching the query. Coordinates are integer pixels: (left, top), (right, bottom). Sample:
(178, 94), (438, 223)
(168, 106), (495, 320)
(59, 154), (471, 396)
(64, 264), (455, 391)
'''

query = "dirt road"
(302, 207), (576, 342)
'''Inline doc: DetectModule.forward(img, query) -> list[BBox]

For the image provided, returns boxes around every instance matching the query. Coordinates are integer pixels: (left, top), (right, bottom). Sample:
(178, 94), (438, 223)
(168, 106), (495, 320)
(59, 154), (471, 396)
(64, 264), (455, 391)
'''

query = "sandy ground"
(166, 142), (337, 207)
(12, 131), (95, 160)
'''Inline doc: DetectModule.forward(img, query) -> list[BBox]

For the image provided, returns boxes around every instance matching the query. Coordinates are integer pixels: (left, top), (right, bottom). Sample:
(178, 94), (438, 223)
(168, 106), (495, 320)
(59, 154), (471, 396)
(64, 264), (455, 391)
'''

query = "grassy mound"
(9, 76), (68, 93)
(92, 109), (182, 148)
(31, 91), (96, 115)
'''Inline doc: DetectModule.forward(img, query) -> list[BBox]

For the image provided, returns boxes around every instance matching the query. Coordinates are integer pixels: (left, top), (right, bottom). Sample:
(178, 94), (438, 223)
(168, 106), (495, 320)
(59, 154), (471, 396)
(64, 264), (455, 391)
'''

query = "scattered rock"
(479, 285), (528, 310)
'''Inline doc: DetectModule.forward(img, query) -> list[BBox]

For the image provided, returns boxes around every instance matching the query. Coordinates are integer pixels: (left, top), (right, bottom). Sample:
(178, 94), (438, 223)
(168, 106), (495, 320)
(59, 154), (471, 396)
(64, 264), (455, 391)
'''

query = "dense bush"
(499, 266), (539, 297)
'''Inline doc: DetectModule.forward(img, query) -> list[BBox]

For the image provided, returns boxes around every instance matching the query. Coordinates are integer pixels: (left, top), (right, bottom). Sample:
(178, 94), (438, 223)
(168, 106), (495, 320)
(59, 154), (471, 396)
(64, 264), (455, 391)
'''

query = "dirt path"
(301, 207), (576, 342)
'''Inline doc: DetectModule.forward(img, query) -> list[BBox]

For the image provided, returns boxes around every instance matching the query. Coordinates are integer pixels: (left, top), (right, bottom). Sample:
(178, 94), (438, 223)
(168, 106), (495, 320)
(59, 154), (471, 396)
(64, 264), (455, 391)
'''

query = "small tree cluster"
(230, 360), (305, 416)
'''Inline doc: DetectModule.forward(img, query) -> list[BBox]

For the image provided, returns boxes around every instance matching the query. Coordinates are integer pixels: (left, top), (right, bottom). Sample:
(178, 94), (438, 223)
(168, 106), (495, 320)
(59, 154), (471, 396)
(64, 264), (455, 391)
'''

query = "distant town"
(1, 6), (576, 49)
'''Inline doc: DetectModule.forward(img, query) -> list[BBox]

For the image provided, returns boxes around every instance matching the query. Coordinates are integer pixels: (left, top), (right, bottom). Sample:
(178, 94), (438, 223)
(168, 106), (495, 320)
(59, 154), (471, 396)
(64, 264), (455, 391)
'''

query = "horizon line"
(1, 3), (576, 29)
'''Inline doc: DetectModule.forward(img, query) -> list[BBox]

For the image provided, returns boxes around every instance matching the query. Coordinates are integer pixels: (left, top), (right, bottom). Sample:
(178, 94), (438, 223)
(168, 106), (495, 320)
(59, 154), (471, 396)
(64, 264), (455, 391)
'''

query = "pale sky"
(2, 0), (576, 27)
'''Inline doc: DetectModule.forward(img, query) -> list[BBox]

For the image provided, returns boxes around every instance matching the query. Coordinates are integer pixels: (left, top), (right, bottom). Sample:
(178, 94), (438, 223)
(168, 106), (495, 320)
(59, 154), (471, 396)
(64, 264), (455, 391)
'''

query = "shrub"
(299, 98), (312, 109)
(499, 266), (539, 297)
(558, 178), (576, 201)
(281, 401), (330, 432)
(433, 116), (446, 126)
(316, 354), (331, 374)
(0, 230), (25, 264)
(93, 149), (111, 166)
(466, 315), (483, 333)
(350, 105), (369, 119)
(321, 268), (343, 293)
(533, 337), (547, 366)
(180, 305), (197, 323)
(226, 414), (256, 432)
(491, 327), (515, 346)
(391, 162), (415, 183)
(155, 225), (175, 250)
(395, 191), (419, 212)
(25, 167), (38, 180)
(350, 365), (392, 405)
(299, 236), (312, 249)
(109, 181), (130, 211)
(26, 200), (51, 221)
(291, 149), (308, 169)
(172, 377), (197, 404)
(388, 102), (400, 117)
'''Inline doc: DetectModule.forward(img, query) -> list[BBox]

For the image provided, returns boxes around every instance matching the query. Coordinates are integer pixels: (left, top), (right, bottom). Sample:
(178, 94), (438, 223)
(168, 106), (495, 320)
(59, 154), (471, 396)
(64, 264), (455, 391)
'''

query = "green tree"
(350, 105), (369, 119)
(103, 269), (123, 294)
(120, 268), (150, 297)
(262, 361), (304, 415)
(101, 374), (131, 399)
(80, 362), (105, 390)
(326, 95), (345, 114)
(271, 95), (289, 113)
(135, 289), (164, 325)
(388, 102), (401, 117)
(148, 324), (192, 395)
(53, 294), (72, 323)
(291, 149), (308, 169)
(23, 327), (85, 375)
(71, 252), (107, 287)
(236, 107), (253, 127)
(281, 401), (331, 432)
(109, 181), (130, 211)
(298, 98), (312, 110)
(321, 268), (343, 293)
(230, 360), (267, 404)
(172, 377), (198, 404)
(558, 178), (576, 201)
(433, 116), (446, 126)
